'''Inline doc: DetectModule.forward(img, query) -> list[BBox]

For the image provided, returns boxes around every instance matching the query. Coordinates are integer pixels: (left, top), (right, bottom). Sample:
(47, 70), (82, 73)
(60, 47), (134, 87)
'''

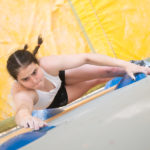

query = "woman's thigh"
(65, 64), (125, 85)
(66, 78), (110, 104)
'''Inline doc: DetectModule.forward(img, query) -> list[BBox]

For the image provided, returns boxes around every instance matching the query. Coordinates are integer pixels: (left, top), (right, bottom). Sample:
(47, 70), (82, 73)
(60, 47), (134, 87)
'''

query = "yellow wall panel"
(0, 0), (90, 120)
(71, 0), (150, 60)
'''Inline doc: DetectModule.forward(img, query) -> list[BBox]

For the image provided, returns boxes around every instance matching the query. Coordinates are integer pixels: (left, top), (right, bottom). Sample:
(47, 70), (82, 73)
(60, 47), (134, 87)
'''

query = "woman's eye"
(32, 70), (37, 75)
(23, 77), (29, 81)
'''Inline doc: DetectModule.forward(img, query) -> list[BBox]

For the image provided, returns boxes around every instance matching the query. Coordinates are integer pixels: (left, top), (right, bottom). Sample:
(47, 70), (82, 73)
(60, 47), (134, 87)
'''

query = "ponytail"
(33, 35), (43, 56)
(23, 44), (28, 51)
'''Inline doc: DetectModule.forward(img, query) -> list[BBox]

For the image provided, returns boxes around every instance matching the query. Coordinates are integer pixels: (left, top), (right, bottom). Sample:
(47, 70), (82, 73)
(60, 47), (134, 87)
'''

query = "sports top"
(33, 69), (61, 110)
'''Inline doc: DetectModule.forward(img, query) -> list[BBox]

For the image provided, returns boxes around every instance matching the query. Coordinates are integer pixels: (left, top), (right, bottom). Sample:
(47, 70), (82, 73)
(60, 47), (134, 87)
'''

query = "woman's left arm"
(41, 53), (150, 79)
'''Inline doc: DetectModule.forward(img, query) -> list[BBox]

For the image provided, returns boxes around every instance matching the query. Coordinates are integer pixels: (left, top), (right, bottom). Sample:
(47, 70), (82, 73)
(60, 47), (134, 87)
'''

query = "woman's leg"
(65, 64), (125, 85)
(66, 78), (110, 103)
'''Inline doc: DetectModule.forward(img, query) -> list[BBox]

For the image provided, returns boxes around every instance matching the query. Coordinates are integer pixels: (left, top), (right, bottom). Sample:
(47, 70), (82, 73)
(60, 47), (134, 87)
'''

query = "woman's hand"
(19, 115), (48, 130)
(124, 63), (150, 80)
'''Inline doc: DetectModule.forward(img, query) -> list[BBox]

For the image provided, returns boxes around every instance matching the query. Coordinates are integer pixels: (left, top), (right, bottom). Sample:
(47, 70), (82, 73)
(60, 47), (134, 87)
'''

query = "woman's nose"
(31, 76), (38, 83)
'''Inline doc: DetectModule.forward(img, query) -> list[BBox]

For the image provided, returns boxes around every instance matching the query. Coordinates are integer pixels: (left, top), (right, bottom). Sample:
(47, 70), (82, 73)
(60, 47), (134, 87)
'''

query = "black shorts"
(46, 71), (68, 109)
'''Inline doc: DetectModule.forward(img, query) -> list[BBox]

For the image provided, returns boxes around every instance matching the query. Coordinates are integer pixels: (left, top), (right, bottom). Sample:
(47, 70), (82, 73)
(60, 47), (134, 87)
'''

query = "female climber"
(7, 36), (150, 130)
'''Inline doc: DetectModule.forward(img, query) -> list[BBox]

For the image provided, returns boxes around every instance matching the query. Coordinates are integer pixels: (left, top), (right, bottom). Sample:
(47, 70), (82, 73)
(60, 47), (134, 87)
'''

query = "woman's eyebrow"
(32, 68), (37, 74)
(21, 68), (37, 80)
(21, 73), (31, 80)
(21, 76), (29, 81)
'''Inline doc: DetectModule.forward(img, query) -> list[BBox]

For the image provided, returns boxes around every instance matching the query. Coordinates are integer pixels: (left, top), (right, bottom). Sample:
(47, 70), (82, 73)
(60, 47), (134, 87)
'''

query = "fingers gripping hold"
(19, 115), (48, 130)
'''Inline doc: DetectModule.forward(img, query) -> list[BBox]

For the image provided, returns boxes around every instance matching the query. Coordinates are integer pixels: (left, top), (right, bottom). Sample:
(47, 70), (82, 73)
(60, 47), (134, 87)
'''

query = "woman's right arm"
(13, 91), (47, 130)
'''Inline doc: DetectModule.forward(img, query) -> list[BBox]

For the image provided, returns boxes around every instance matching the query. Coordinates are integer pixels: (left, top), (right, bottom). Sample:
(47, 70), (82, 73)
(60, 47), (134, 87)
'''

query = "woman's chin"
(34, 84), (40, 89)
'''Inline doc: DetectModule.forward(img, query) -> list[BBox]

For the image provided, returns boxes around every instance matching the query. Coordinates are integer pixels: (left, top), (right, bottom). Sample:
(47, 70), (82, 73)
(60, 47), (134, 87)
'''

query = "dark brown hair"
(7, 36), (43, 80)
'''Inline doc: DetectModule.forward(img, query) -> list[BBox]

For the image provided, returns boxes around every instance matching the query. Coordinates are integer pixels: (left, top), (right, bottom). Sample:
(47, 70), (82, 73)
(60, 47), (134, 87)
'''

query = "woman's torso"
(33, 68), (62, 109)
(12, 66), (62, 110)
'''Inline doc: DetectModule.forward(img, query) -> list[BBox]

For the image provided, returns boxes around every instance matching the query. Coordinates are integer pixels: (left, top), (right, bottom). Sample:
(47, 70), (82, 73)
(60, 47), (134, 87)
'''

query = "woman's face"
(17, 63), (45, 90)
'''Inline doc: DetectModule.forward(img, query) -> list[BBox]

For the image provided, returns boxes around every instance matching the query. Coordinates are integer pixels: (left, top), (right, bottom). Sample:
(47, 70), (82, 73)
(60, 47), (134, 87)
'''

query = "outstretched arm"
(40, 53), (150, 79)
(13, 91), (47, 130)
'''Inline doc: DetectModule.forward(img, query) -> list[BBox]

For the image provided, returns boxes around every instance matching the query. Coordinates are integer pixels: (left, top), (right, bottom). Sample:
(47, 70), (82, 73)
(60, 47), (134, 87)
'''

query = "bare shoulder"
(39, 55), (61, 76)
(12, 82), (38, 104)
(12, 81), (29, 95)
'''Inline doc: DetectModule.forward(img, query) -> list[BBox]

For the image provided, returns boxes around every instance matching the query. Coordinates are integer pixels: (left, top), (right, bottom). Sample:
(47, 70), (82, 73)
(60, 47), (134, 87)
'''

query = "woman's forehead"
(18, 63), (39, 79)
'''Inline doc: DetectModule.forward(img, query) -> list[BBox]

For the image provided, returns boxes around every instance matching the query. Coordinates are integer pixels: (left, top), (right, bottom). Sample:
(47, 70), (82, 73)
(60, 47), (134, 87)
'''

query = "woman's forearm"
(86, 53), (131, 68)
(15, 107), (32, 125)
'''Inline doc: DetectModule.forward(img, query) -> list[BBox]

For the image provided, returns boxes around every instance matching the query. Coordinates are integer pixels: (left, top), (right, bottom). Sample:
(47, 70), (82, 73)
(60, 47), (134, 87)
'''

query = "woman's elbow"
(81, 53), (90, 64)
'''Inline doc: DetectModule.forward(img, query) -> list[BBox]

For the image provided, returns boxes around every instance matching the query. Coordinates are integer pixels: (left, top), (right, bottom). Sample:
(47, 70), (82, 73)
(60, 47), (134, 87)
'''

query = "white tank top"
(33, 69), (62, 110)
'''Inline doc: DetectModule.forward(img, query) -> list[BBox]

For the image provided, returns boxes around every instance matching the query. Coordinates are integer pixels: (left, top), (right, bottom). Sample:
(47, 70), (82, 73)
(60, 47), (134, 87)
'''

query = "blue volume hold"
(104, 77), (123, 89)
(104, 73), (147, 90)
(116, 73), (146, 90)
